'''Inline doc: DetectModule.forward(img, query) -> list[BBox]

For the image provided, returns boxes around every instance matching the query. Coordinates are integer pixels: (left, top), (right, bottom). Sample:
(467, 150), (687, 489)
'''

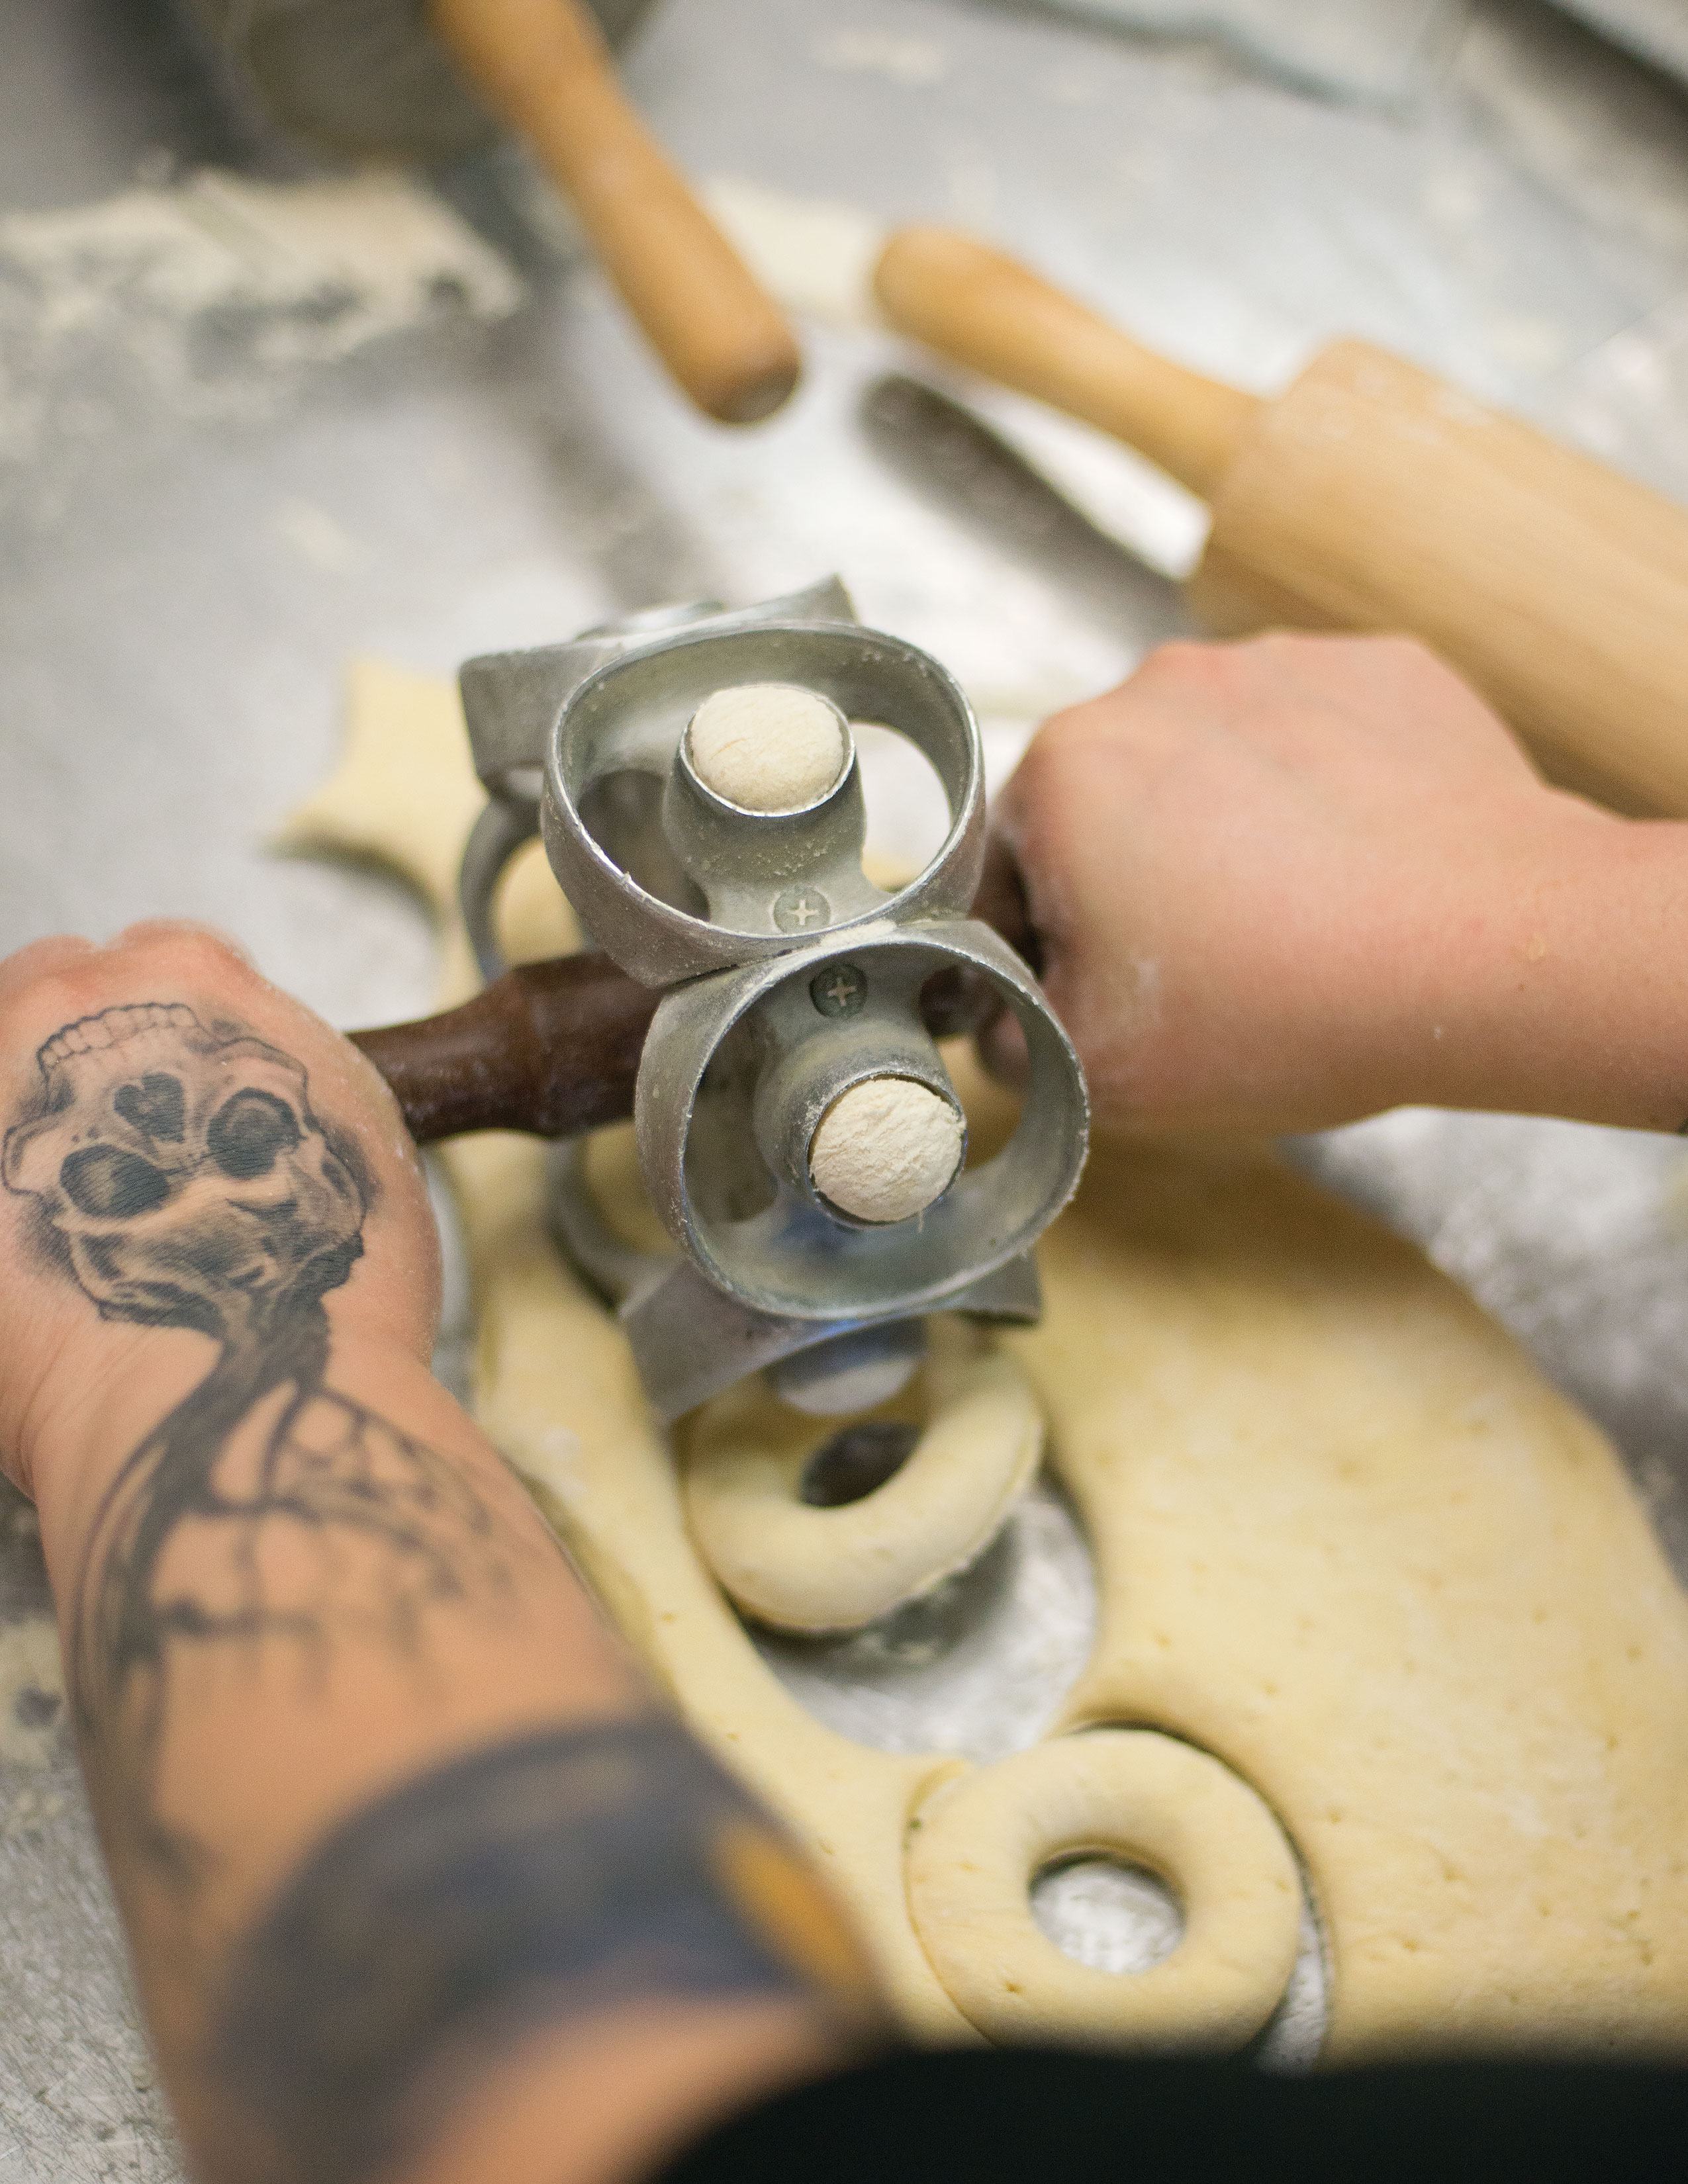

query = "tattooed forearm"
(2, 1003), (510, 1880)
(214, 1718), (879, 2184)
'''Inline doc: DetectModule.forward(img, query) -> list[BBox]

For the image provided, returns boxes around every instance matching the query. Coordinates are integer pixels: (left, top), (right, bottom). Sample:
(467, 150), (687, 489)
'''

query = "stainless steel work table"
(3, 1), (1687, 2173)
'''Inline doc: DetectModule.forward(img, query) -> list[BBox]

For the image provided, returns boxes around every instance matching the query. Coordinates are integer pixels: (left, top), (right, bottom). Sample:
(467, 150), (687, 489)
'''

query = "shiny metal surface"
(523, 584), (1084, 1415)
(543, 615), (986, 980)
(457, 578), (854, 978)
(4, 0), (1688, 2169)
(634, 919), (1086, 1312)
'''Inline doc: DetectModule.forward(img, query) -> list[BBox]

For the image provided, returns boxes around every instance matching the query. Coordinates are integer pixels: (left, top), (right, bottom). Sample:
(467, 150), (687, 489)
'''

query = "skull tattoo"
(3, 1005), (505, 1889)
(3, 1001), (364, 1342)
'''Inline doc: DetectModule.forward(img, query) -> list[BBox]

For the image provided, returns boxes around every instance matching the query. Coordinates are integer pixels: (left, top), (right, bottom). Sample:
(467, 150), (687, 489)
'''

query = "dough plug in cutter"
(358, 577), (1088, 1420)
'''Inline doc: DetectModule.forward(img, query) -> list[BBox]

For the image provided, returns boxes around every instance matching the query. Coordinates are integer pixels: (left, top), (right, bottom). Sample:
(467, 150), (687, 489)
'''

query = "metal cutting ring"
(637, 918), (1087, 1323)
(542, 620), (986, 986)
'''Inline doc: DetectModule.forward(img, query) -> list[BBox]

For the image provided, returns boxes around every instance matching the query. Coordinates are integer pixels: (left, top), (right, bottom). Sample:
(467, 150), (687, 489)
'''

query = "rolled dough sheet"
(286, 659), (1688, 2060)
(1009, 1124), (1688, 2062)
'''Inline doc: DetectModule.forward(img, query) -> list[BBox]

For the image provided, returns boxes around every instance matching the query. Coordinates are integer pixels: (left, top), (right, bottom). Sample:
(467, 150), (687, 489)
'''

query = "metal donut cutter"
(457, 576), (1090, 1421)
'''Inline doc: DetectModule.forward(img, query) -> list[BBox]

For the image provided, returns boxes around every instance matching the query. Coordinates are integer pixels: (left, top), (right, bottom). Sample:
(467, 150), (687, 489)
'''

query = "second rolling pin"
(875, 228), (1688, 817)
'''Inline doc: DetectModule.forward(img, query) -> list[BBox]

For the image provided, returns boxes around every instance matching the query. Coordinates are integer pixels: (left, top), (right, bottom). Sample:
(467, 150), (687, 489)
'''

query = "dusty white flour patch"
(0, 168), (522, 461)
(1548, 290), (1688, 503)
(702, 177), (884, 330)
(814, 30), (948, 85)
(0, 1617), (66, 1771)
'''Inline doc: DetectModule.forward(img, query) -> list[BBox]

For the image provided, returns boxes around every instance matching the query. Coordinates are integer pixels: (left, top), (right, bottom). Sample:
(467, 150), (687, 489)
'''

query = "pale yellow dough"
(682, 1316), (1043, 1632)
(285, 658), (1688, 2062)
(906, 1731), (1301, 2050)
(1010, 1130), (1688, 2062)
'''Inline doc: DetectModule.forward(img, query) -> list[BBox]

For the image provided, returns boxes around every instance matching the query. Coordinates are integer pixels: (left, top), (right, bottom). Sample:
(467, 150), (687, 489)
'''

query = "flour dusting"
(0, 168), (522, 465)
(0, 1617), (65, 1771)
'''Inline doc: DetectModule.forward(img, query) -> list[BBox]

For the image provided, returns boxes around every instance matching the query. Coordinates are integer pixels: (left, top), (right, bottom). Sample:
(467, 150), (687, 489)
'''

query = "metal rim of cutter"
(540, 619), (986, 987)
(457, 580), (858, 984)
(545, 1138), (1050, 1422)
(634, 917), (1089, 1324)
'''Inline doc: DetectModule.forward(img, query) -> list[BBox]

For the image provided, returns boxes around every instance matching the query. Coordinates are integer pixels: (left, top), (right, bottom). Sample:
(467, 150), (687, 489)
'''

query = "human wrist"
(1409, 797), (1688, 1130)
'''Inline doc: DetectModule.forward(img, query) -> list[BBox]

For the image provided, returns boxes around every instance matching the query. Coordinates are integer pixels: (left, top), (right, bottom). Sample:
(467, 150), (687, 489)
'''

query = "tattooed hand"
(0, 923), (442, 1496)
(0, 926), (524, 1886)
(0, 923), (874, 2184)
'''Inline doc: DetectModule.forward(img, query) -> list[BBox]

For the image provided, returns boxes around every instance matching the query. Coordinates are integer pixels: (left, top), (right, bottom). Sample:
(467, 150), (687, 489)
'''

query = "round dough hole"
(800, 1420), (919, 1508)
(906, 1730), (1301, 2050)
(1031, 1855), (1184, 1976)
(682, 1320), (1043, 1632)
(686, 683), (847, 813)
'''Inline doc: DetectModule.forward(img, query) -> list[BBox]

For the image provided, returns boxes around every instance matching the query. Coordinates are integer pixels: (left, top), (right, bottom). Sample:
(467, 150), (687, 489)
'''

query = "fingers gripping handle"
(350, 838), (1034, 1146)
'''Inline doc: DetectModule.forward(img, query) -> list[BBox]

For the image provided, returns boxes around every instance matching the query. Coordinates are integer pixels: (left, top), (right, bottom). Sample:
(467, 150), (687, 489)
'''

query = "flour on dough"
(810, 1077), (963, 1224)
(687, 684), (846, 813)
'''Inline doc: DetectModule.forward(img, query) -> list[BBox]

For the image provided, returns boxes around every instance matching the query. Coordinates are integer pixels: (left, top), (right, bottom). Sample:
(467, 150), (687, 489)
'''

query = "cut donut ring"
(906, 1730), (1303, 2050)
(682, 1318), (1043, 1632)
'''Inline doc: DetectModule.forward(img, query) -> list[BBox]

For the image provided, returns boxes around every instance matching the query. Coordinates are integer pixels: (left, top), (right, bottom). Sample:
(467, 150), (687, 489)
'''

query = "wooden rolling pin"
(352, 838), (1038, 1144)
(195, 0), (800, 424)
(874, 228), (1688, 817)
(432, 0), (798, 422)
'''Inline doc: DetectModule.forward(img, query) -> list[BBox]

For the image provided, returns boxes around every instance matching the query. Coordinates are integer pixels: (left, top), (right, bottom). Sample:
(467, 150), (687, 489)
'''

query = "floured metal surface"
(3, 0), (1688, 2172)
(972, 0), (1469, 103)
(0, 1477), (181, 2183)
(0, 169), (521, 470)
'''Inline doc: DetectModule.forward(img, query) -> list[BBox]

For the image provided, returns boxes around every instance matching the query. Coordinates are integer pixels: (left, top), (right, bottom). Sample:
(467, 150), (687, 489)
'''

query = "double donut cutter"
(455, 577), (1090, 1420)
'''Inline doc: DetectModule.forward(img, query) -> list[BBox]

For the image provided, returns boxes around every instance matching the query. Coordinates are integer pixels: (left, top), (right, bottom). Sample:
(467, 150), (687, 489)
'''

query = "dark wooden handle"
(353, 837), (1039, 1146)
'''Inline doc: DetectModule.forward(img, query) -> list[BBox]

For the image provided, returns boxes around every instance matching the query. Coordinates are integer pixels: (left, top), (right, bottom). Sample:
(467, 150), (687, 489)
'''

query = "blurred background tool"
(1546, 0), (1688, 88)
(868, 227), (1688, 818)
(184, 0), (802, 422)
(976, 0), (1466, 103)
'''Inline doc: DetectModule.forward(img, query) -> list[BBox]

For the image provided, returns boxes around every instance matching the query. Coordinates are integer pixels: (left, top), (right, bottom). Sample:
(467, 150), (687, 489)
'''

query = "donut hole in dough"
(799, 1419), (920, 1508)
(686, 683), (847, 813)
(682, 1318), (1043, 1633)
(906, 1731), (1301, 2050)
(1031, 1853), (1184, 1976)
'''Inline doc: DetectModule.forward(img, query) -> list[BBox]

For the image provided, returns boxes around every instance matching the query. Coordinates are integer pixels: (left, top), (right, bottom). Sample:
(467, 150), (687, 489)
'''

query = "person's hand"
(0, 922), (859, 2184)
(991, 632), (1632, 1136)
(0, 919), (440, 1501)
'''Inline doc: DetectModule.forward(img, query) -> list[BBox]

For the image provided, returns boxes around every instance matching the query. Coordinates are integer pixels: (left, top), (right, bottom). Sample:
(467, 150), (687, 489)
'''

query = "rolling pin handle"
(428, 0), (801, 424)
(873, 226), (1260, 500)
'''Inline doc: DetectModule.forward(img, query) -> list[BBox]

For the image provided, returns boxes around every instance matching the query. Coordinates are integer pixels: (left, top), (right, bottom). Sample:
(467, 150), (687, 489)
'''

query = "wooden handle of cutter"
(874, 226), (1259, 498)
(352, 950), (660, 1145)
(352, 839), (1037, 1145)
(428, 0), (800, 423)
